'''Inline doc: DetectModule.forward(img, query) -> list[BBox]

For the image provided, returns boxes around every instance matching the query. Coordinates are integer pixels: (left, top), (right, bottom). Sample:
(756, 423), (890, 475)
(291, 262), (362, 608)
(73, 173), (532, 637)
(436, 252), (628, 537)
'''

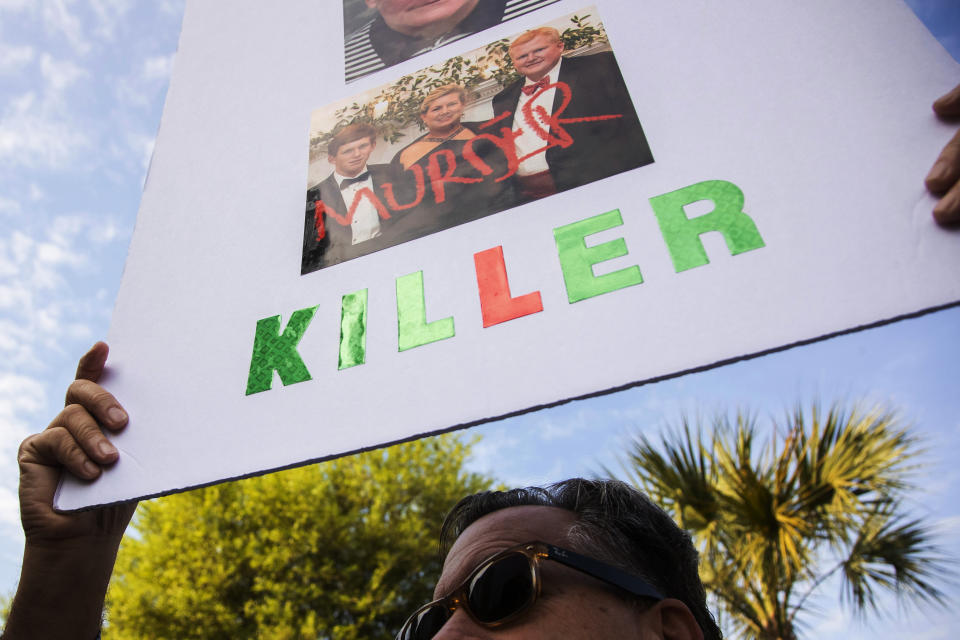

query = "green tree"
(105, 435), (491, 640)
(619, 404), (947, 640)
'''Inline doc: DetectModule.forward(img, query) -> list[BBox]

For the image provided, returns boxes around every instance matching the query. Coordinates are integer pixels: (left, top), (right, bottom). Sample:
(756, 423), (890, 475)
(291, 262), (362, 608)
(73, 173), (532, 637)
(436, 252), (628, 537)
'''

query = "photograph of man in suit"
(491, 27), (654, 203)
(344, 0), (560, 82)
(301, 123), (399, 275)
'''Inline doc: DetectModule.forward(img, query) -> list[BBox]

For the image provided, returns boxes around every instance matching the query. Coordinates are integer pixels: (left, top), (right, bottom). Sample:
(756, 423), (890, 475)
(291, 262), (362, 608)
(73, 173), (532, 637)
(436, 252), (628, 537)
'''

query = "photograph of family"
(303, 8), (655, 275)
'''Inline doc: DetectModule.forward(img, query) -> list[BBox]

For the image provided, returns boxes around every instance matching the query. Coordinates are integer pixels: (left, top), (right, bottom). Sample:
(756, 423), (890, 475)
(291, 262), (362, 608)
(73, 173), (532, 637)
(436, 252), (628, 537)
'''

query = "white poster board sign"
(57, 0), (960, 510)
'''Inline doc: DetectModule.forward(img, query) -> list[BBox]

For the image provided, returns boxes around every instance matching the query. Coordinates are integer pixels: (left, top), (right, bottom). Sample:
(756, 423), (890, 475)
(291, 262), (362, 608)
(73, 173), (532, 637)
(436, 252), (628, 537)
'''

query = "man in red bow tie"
(491, 27), (655, 203)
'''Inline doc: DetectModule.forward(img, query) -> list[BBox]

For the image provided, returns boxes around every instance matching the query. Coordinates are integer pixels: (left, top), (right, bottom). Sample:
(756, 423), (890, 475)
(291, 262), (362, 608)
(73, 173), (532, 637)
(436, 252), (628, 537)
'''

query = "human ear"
(638, 599), (704, 640)
(365, 0), (379, 9)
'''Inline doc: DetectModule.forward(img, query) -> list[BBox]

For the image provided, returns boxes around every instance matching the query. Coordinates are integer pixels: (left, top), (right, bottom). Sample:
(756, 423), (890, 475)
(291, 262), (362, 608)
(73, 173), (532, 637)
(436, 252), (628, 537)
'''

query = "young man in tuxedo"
(301, 123), (399, 274)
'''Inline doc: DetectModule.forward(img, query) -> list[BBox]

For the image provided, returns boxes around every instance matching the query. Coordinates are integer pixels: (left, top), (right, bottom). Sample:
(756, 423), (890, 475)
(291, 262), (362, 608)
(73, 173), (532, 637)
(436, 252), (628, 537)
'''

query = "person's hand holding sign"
(3, 342), (135, 640)
(927, 83), (960, 225)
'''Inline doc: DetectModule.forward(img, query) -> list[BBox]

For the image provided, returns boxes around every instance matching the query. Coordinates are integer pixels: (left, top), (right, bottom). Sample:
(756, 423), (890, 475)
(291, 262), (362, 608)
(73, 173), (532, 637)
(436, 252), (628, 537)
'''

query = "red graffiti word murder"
(314, 187), (392, 240)
(313, 80), (624, 239)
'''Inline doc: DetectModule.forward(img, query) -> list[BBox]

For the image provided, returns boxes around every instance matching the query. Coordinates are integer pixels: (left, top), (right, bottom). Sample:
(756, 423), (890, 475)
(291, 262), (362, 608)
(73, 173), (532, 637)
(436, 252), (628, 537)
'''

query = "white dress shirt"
(512, 57), (563, 176)
(335, 167), (381, 244)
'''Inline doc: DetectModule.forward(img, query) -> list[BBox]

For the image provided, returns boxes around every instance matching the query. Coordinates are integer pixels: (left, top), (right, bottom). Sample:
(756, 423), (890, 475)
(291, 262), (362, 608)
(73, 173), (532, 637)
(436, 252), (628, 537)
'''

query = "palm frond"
(622, 416), (720, 532)
(841, 508), (949, 615)
(794, 404), (918, 516)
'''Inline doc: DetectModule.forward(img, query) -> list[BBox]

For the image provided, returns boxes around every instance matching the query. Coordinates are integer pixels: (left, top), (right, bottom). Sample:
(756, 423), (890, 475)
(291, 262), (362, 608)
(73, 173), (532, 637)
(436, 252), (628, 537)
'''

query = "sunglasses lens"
(467, 553), (535, 624)
(400, 604), (450, 640)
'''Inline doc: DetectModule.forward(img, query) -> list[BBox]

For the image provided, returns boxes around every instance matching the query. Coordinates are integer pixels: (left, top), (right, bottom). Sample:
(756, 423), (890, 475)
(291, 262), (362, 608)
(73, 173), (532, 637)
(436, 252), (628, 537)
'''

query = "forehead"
(435, 506), (577, 596)
(335, 137), (372, 152)
(426, 93), (463, 108)
(511, 35), (559, 54)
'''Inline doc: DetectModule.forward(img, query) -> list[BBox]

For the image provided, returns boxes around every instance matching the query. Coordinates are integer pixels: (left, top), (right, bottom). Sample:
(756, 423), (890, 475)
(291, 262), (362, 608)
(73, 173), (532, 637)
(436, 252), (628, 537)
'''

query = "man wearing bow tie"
(301, 123), (401, 274)
(491, 27), (654, 203)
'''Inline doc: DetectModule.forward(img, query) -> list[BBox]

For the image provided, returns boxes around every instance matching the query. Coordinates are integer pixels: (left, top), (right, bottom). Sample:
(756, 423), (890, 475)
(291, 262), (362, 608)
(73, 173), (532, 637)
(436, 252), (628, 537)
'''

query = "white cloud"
(87, 218), (121, 244)
(537, 418), (576, 441)
(0, 373), (46, 422)
(62, 321), (92, 341)
(127, 131), (156, 172)
(0, 254), (16, 278)
(34, 303), (63, 334)
(40, 53), (86, 95)
(36, 240), (81, 268)
(6, 92), (34, 116)
(158, 0), (185, 17)
(115, 54), (175, 113)
(0, 319), (36, 365)
(9, 230), (33, 265)
(90, 0), (132, 40)
(0, 284), (31, 311)
(0, 43), (34, 74)
(41, 0), (90, 55)
(0, 373), (46, 480)
(0, 212), (126, 372)
(468, 428), (522, 476)
(0, 91), (89, 168)
(0, 197), (20, 216)
(45, 213), (88, 246)
(142, 54), (173, 81)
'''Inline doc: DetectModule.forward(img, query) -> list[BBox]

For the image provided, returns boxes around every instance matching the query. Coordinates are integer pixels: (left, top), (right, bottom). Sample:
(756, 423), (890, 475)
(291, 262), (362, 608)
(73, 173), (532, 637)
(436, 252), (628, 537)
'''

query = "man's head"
(418, 478), (720, 639)
(508, 27), (565, 82)
(365, 0), (480, 38)
(327, 123), (378, 177)
(419, 84), (468, 134)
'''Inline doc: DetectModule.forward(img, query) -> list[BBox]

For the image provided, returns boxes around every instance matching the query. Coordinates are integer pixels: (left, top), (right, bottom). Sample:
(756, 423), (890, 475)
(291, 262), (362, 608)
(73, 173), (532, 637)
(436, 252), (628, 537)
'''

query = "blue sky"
(0, 1), (957, 637)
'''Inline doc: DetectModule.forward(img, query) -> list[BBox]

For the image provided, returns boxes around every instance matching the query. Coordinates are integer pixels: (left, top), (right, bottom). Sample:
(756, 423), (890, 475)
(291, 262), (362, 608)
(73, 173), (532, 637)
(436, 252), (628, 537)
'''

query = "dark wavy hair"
(439, 478), (722, 640)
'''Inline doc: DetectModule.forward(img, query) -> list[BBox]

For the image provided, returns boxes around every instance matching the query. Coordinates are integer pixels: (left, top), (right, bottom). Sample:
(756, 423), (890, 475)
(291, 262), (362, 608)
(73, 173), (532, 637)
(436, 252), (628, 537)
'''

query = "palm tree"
(619, 403), (947, 640)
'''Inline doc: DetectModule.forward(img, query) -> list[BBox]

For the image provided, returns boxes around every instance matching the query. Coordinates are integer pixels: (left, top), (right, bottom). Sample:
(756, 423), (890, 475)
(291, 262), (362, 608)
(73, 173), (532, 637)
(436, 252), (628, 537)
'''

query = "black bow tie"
(339, 172), (370, 190)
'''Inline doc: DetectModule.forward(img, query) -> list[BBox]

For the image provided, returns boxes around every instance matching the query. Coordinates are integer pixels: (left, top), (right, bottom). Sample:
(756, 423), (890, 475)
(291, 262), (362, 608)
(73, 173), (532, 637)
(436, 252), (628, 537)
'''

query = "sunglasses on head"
(396, 540), (664, 640)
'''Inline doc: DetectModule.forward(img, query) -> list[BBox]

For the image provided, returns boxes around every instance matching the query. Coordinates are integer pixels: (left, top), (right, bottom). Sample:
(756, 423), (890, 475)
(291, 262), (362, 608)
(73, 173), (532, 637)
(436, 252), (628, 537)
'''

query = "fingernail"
(926, 160), (950, 185)
(934, 202), (959, 224)
(83, 461), (100, 477)
(99, 441), (118, 458)
(933, 188), (960, 220)
(108, 407), (128, 424)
